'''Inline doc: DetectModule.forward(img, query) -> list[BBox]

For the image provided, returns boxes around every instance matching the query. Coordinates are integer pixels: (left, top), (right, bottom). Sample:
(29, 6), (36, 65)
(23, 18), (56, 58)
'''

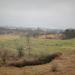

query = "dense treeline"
(63, 29), (75, 39)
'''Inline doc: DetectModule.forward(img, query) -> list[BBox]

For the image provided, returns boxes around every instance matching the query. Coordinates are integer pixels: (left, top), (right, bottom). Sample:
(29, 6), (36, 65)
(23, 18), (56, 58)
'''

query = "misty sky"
(0, 0), (75, 29)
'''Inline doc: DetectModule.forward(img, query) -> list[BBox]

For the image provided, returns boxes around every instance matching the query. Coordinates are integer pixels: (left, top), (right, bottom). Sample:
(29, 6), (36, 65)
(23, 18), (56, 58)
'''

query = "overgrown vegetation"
(0, 33), (75, 75)
(0, 34), (75, 67)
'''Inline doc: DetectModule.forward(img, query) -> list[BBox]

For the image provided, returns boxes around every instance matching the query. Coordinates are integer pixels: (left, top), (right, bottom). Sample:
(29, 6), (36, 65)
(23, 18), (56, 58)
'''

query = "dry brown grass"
(38, 34), (63, 39)
(0, 35), (75, 75)
(0, 34), (19, 41)
(0, 53), (75, 75)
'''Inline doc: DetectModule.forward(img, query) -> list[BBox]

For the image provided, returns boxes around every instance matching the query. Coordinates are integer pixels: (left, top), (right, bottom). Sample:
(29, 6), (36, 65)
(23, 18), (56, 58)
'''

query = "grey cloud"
(0, 0), (75, 29)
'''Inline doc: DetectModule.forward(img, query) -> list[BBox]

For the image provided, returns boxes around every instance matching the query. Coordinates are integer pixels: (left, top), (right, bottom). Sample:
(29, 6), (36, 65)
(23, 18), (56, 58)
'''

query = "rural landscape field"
(0, 0), (75, 75)
(0, 28), (75, 75)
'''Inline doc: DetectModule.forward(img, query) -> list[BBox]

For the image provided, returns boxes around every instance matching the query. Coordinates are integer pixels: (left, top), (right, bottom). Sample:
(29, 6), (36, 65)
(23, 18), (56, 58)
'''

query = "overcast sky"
(0, 0), (75, 29)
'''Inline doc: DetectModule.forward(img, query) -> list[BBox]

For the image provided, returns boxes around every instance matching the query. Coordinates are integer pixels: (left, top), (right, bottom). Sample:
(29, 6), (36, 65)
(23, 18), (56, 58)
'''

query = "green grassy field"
(0, 35), (75, 56)
(0, 35), (75, 75)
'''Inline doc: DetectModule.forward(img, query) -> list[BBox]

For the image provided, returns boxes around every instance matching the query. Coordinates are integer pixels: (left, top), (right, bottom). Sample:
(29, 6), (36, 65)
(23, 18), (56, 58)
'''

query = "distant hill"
(0, 26), (64, 35)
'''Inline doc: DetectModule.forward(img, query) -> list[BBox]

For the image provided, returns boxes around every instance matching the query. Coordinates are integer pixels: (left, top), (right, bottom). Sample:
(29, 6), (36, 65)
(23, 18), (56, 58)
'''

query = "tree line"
(63, 29), (75, 39)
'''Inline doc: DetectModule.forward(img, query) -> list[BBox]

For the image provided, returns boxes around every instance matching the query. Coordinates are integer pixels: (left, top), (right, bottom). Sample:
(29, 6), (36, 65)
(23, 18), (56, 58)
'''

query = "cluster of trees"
(63, 29), (75, 39)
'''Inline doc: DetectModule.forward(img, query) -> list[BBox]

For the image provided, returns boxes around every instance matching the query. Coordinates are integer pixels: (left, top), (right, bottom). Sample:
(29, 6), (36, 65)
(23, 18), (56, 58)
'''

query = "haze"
(0, 0), (75, 29)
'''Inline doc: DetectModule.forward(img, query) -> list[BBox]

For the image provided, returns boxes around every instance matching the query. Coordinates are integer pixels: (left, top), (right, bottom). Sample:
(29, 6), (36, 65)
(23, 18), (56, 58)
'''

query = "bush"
(0, 49), (10, 65)
(63, 29), (75, 39)
(17, 46), (24, 58)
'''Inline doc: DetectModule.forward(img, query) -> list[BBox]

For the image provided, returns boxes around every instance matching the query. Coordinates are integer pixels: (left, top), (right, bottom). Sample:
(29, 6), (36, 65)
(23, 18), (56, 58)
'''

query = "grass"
(0, 35), (75, 56)
(0, 35), (75, 75)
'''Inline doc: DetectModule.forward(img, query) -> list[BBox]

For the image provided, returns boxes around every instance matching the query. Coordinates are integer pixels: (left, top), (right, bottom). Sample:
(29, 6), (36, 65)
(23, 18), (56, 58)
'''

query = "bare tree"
(26, 33), (31, 56)
(17, 46), (24, 58)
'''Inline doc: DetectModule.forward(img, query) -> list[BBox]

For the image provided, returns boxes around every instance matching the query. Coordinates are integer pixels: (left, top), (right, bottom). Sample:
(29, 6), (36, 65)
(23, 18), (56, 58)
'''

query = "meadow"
(0, 34), (75, 55)
(0, 34), (75, 75)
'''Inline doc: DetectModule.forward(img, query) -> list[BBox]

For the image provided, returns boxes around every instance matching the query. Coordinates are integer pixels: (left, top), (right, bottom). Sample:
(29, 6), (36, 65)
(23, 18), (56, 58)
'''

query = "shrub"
(0, 49), (10, 65)
(17, 46), (24, 58)
(63, 29), (75, 39)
